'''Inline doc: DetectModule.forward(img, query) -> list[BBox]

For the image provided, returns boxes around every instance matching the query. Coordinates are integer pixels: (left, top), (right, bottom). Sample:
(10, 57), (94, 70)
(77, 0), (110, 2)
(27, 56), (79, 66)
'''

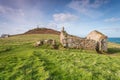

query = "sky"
(0, 0), (120, 37)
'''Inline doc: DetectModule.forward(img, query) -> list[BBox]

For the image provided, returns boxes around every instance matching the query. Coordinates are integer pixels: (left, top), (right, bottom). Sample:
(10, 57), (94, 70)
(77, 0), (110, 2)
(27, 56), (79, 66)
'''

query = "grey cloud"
(53, 13), (78, 22)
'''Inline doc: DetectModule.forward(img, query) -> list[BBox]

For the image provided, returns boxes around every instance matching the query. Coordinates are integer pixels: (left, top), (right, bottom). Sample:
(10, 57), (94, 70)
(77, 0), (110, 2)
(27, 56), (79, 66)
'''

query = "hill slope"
(24, 28), (60, 35)
(0, 34), (120, 80)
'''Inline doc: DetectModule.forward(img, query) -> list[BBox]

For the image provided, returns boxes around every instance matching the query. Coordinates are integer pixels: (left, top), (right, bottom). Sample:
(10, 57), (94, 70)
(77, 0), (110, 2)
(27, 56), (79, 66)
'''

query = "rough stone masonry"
(60, 27), (107, 53)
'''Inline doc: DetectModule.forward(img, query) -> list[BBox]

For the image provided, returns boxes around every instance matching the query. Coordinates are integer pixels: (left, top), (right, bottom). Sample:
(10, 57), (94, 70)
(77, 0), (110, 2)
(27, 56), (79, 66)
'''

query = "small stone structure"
(60, 27), (107, 52)
(1, 34), (10, 38)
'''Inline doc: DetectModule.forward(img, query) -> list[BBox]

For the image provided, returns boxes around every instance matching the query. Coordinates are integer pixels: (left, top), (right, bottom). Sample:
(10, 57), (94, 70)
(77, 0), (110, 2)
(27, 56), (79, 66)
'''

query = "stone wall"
(60, 27), (108, 52)
(34, 39), (58, 49)
(60, 27), (97, 51)
(62, 36), (97, 50)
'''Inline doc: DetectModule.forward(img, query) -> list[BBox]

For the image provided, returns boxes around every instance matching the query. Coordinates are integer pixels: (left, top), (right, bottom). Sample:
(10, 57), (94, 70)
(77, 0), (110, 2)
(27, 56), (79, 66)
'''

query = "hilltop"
(24, 28), (60, 35)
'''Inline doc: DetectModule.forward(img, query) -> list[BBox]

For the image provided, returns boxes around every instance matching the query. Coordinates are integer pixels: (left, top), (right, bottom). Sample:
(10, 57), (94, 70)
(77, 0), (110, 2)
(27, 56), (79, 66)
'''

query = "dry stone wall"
(62, 36), (97, 50)
(60, 27), (99, 51)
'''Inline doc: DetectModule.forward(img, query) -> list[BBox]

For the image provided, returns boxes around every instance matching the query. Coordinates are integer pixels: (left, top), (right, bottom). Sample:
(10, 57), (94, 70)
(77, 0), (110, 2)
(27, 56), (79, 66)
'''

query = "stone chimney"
(60, 27), (67, 45)
(61, 26), (64, 32)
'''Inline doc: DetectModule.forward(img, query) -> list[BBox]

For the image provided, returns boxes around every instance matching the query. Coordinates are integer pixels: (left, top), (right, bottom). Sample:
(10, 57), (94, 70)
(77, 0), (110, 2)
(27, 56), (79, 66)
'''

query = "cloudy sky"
(0, 0), (120, 37)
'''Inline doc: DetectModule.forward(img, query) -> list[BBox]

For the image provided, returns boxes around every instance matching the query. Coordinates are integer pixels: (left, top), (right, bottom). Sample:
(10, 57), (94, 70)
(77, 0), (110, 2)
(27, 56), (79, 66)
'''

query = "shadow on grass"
(108, 48), (120, 54)
(0, 47), (12, 54)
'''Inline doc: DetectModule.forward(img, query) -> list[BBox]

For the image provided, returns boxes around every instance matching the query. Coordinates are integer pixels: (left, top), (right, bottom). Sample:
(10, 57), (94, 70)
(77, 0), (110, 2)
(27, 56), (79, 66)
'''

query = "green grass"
(0, 34), (120, 80)
(108, 42), (120, 55)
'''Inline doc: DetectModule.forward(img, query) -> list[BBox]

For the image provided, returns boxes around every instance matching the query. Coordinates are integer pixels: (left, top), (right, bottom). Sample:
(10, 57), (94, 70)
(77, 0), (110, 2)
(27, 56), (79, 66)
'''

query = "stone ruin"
(34, 39), (58, 49)
(60, 27), (108, 53)
(34, 27), (107, 52)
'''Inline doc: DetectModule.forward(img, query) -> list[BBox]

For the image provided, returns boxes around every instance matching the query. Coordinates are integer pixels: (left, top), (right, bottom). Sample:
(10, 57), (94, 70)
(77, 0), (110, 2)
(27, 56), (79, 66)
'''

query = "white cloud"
(0, 5), (26, 24)
(0, 5), (24, 17)
(68, 0), (109, 18)
(104, 17), (120, 22)
(0, 4), (45, 24)
(0, 4), (45, 35)
(53, 13), (78, 22)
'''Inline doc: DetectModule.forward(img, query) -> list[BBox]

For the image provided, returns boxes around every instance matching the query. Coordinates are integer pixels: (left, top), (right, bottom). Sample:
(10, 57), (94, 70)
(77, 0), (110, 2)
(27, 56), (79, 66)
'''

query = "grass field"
(0, 34), (120, 80)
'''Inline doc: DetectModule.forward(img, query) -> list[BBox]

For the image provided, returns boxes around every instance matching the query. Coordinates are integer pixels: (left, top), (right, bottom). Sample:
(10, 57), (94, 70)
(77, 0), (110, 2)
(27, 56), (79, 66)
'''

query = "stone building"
(86, 30), (107, 52)
(1, 34), (10, 38)
(60, 27), (108, 53)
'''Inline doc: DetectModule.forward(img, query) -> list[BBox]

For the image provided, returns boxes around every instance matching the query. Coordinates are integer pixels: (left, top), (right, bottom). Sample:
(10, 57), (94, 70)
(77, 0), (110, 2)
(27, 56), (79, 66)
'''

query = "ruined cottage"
(60, 27), (107, 53)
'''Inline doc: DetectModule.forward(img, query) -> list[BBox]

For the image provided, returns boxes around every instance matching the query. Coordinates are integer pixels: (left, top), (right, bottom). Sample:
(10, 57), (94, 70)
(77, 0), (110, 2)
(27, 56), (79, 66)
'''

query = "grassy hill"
(24, 28), (60, 35)
(0, 34), (120, 80)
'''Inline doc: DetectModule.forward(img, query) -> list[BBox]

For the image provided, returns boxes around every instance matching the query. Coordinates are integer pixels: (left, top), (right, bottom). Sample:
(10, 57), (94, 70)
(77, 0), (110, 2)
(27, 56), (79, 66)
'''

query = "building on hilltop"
(60, 27), (108, 53)
(1, 34), (10, 38)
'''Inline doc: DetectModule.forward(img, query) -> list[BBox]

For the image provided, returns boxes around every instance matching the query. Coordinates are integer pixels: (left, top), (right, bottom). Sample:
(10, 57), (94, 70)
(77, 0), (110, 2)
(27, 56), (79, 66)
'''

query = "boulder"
(34, 40), (43, 47)
(51, 40), (58, 49)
